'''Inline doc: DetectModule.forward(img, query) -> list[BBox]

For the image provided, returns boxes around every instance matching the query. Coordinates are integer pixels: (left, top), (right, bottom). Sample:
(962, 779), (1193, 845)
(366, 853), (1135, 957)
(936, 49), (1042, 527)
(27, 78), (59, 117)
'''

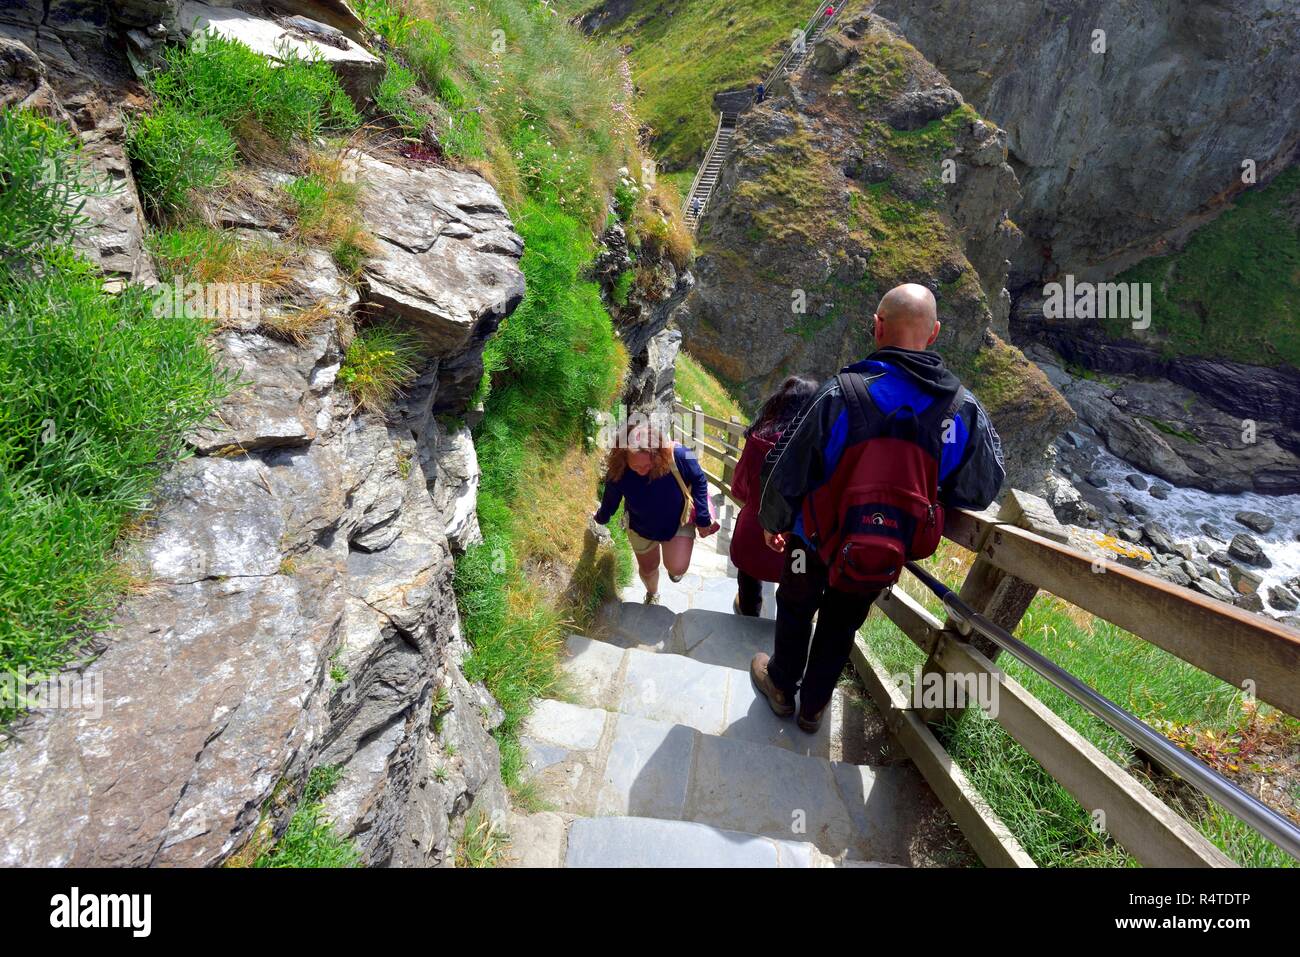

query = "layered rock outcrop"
(873, 0), (1300, 286)
(590, 213), (695, 420)
(678, 13), (1071, 490)
(0, 2), (518, 867)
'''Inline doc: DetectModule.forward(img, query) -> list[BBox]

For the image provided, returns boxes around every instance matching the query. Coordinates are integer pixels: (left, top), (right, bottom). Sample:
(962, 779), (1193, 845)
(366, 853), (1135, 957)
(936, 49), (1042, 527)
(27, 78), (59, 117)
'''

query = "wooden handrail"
(944, 510), (1300, 718)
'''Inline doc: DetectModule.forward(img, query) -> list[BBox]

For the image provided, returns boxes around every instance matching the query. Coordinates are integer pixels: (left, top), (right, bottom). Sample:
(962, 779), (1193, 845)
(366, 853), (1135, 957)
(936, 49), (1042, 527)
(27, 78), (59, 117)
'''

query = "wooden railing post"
(918, 490), (1069, 724)
(692, 403), (704, 455)
(721, 415), (741, 488)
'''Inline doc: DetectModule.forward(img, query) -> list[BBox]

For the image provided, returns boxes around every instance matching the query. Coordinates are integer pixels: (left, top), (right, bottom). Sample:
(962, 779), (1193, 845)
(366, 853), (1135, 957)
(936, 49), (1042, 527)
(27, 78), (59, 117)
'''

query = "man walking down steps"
(752, 283), (1006, 733)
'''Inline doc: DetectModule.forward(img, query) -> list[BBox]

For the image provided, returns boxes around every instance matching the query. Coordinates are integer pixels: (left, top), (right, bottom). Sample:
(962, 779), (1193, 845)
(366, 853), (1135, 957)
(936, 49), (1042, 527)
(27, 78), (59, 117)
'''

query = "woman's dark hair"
(746, 375), (819, 440)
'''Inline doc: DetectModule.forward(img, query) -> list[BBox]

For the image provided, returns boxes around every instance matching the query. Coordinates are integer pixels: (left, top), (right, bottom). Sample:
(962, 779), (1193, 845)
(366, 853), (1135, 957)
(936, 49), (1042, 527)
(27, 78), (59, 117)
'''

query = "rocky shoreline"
(1026, 344), (1300, 627)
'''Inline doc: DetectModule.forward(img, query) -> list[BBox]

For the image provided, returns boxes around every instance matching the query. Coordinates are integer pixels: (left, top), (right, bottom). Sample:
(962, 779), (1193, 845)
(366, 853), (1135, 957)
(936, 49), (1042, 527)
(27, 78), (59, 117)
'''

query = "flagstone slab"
(620, 649), (731, 734)
(559, 635), (625, 710)
(564, 815), (824, 868)
(683, 732), (863, 858)
(598, 601), (679, 653)
(675, 608), (776, 671)
(722, 668), (832, 758)
(595, 714), (696, 820)
(521, 698), (606, 752)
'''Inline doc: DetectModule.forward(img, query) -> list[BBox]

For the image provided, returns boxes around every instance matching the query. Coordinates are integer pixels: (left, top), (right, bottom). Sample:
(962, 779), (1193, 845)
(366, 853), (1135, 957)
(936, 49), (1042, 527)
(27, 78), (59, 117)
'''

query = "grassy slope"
(0, 109), (231, 725)
(559, 0), (819, 170)
(674, 349), (748, 421)
(673, 349), (749, 479)
(1110, 165), (1300, 368)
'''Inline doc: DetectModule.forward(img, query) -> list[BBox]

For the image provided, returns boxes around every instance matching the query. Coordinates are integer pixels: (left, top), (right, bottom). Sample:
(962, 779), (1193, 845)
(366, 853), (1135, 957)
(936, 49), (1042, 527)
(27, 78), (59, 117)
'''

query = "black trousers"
(768, 537), (880, 718)
(735, 569), (764, 617)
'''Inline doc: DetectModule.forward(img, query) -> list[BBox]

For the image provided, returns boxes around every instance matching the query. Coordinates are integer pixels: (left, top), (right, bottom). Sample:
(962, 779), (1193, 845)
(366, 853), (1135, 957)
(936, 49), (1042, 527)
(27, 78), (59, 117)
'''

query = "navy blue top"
(595, 445), (713, 542)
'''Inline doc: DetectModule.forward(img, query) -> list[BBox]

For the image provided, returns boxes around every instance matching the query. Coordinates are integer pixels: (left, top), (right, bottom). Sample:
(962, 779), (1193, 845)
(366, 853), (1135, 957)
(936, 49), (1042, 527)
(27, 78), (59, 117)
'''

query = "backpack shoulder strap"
(837, 371), (874, 440)
(667, 445), (694, 526)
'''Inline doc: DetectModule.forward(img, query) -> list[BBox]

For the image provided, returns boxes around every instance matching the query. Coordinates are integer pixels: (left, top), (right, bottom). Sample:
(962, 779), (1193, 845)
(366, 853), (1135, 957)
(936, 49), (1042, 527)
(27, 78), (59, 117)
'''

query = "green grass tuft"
(128, 30), (360, 213)
(374, 56), (431, 138)
(337, 324), (422, 412)
(254, 765), (360, 868)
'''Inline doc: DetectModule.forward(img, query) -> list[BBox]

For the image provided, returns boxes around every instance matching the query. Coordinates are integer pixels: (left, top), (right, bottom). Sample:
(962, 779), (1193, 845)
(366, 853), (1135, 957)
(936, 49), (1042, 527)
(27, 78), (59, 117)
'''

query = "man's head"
(873, 283), (940, 350)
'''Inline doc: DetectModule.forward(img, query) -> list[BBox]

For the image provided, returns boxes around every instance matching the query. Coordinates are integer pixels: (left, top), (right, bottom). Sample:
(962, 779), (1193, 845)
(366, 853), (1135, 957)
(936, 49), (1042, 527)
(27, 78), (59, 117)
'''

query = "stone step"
(559, 633), (831, 756)
(599, 600), (779, 665)
(506, 813), (836, 868)
(519, 696), (931, 864)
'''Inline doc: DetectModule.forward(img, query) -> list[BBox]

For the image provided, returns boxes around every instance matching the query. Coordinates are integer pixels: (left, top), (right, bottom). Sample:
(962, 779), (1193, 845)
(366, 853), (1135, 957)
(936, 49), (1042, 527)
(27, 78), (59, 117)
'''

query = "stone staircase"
(504, 491), (971, 868)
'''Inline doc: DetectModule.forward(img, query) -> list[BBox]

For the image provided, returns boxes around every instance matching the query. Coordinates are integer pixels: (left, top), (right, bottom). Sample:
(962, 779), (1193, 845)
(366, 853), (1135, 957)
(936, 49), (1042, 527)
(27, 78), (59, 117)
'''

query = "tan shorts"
(626, 522), (696, 555)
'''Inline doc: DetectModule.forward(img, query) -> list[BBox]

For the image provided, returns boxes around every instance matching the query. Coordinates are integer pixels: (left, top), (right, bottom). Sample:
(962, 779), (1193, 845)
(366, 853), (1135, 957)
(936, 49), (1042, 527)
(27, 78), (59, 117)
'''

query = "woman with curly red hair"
(593, 420), (719, 604)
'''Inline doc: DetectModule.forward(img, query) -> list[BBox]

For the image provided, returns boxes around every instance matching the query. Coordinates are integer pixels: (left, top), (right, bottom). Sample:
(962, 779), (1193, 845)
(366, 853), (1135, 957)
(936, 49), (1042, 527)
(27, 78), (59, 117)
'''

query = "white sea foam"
(1085, 445), (1300, 609)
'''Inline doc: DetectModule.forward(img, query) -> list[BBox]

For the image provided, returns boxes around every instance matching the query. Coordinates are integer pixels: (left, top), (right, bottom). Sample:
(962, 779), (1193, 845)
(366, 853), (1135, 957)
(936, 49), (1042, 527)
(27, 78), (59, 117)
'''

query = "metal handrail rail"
(761, 2), (841, 95)
(904, 560), (1300, 862)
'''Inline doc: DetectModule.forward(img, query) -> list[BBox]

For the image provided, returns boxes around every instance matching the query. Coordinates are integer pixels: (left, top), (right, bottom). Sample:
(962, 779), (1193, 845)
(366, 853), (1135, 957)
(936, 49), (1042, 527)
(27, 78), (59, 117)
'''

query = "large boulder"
(354, 151), (526, 360)
(176, 2), (382, 103)
(1058, 374), (1300, 495)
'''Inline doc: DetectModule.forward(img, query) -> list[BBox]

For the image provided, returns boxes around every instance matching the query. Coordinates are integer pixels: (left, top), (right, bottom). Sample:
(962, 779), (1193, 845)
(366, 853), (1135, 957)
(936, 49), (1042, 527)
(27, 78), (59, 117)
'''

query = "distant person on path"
(754, 81), (765, 104)
(825, 4), (834, 17)
(728, 375), (819, 617)
(690, 195), (702, 217)
(751, 283), (1005, 732)
(594, 421), (720, 605)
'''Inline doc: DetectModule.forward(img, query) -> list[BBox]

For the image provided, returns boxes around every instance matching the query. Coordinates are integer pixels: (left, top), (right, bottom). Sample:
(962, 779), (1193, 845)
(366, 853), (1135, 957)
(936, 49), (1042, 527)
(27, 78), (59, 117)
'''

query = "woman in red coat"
(729, 375), (819, 616)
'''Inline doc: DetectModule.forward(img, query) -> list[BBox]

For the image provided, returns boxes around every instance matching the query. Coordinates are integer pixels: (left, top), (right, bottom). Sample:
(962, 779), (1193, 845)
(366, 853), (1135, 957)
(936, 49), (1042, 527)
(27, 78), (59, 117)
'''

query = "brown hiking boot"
(750, 653), (794, 717)
(796, 706), (826, 734)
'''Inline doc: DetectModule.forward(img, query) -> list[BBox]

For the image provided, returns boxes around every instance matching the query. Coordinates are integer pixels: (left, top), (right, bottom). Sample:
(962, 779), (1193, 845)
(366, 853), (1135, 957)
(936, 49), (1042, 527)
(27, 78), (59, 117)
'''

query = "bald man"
(750, 283), (1005, 732)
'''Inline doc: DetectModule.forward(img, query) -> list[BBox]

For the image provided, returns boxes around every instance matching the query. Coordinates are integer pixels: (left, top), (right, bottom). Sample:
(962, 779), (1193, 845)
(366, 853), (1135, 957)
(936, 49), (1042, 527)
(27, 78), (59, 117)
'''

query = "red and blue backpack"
(801, 372), (962, 593)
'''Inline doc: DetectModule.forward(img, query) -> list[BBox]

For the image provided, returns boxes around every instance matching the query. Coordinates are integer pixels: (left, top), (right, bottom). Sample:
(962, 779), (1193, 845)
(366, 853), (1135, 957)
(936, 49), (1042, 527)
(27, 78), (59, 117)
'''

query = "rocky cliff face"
(590, 214), (695, 420)
(677, 13), (1071, 491)
(874, 0), (1300, 286)
(0, 2), (520, 867)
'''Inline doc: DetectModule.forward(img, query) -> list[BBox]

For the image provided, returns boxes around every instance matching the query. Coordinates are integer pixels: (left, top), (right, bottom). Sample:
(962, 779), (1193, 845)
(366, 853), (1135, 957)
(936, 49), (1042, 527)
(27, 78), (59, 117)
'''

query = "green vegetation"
(843, 28), (911, 104)
(337, 324), (422, 412)
(1139, 415), (1202, 445)
(364, 0), (636, 225)
(374, 56), (431, 138)
(0, 109), (98, 260)
(611, 268), (634, 305)
(734, 129), (832, 244)
(356, 0), (485, 159)
(1111, 165), (1300, 367)
(674, 350), (748, 423)
(351, 1), (678, 802)
(458, 201), (626, 794)
(861, 541), (1298, 868)
(283, 152), (375, 278)
(128, 31), (360, 214)
(0, 109), (230, 723)
(455, 810), (509, 867)
(254, 765), (360, 868)
(558, 0), (820, 169)
(150, 224), (290, 286)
